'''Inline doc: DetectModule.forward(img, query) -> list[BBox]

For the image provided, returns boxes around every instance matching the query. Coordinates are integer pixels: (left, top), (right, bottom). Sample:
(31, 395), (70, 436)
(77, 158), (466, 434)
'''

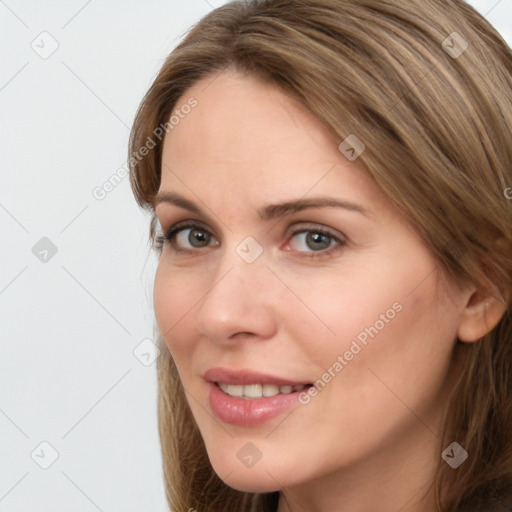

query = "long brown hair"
(128, 1), (512, 510)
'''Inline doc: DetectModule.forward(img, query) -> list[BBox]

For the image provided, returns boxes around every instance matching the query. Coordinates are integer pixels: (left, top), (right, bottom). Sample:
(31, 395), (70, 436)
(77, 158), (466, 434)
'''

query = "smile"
(217, 382), (308, 399)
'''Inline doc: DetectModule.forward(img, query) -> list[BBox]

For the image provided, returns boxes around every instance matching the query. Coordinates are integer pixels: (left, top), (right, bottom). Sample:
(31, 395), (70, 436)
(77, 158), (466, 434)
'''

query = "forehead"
(163, 71), (340, 167)
(158, 69), (390, 215)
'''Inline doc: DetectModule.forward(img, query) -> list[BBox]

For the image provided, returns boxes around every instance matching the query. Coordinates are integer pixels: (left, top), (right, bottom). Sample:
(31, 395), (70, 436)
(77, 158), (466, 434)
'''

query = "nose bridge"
(211, 234), (268, 295)
(194, 235), (275, 341)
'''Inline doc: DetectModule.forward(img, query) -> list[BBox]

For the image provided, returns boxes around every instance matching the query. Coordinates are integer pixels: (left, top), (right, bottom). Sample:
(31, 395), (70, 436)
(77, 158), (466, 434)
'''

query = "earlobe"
(457, 287), (508, 343)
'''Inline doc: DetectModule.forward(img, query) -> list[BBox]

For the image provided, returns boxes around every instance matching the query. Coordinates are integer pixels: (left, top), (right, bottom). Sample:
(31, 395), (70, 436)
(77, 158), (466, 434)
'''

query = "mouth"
(203, 367), (313, 427)
(204, 368), (314, 426)
(216, 382), (311, 399)
(208, 381), (313, 426)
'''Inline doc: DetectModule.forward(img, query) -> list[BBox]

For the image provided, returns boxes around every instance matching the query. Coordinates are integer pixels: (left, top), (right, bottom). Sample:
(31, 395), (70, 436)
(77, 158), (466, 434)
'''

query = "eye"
(286, 225), (346, 257)
(155, 221), (218, 254)
(174, 226), (215, 249)
(154, 221), (346, 258)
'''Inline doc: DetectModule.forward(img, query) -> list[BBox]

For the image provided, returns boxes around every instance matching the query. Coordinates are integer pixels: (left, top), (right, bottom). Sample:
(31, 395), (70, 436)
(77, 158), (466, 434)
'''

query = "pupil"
(308, 232), (330, 250)
(190, 229), (208, 247)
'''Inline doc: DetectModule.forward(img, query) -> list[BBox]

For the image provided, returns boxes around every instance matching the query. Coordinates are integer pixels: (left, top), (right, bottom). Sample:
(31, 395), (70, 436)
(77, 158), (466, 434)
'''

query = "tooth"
(226, 384), (244, 397)
(219, 382), (306, 399)
(218, 383), (229, 393)
(244, 384), (263, 398)
(262, 384), (280, 397)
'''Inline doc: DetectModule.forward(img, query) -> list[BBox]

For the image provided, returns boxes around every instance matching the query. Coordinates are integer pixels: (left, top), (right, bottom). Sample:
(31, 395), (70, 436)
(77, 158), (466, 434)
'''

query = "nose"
(194, 246), (277, 345)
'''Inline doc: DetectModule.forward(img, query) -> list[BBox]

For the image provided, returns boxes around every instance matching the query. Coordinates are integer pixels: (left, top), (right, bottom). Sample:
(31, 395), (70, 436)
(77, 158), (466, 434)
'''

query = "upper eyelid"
(163, 219), (212, 237)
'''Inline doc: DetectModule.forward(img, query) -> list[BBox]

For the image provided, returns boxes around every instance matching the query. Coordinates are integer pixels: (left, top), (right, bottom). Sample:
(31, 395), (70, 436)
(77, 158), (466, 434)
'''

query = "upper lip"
(204, 367), (312, 386)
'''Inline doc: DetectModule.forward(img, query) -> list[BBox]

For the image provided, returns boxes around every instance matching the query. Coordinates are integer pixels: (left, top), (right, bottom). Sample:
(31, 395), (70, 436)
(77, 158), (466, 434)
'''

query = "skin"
(153, 68), (506, 512)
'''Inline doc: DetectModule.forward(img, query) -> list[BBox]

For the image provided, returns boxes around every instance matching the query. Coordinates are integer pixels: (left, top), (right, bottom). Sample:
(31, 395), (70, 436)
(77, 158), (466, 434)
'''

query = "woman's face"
(153, 69), (469, 497)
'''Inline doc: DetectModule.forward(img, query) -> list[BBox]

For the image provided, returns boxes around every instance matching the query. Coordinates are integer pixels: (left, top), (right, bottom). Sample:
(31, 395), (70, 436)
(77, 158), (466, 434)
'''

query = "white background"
(1, 1), (511, 511)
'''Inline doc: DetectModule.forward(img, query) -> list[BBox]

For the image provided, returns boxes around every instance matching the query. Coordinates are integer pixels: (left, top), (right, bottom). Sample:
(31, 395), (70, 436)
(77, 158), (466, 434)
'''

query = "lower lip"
(208, 382), (306, 426)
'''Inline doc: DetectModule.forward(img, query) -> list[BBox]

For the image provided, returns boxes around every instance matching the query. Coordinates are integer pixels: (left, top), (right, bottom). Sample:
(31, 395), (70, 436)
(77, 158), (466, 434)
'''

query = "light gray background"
(1, 1), (511, 511)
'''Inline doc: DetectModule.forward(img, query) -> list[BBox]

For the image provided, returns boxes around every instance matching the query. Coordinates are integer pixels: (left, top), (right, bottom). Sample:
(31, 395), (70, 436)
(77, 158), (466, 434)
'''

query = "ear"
(457, 284), (508, 343)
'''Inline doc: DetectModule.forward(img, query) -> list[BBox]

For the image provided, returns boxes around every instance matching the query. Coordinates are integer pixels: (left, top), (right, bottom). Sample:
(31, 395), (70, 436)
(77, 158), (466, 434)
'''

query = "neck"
(276, 425), (443, 512)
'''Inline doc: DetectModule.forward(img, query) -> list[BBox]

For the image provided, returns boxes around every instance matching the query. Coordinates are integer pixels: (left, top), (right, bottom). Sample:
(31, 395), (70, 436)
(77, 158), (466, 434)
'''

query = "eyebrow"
(153, 191), (371, 220)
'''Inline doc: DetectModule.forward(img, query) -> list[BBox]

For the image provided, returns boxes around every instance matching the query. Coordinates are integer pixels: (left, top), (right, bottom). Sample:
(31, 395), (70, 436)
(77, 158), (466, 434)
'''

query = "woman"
(128, 1), (512, 511)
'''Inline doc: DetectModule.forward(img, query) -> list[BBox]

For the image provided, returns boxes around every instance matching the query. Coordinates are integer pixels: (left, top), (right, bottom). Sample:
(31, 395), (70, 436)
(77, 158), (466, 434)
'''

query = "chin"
(219, 469), (282, 494)
(207, 451), (289, 493)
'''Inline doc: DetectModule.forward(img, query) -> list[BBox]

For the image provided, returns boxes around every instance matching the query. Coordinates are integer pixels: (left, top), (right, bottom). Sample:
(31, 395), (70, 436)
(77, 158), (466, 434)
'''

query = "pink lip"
(203, 367), (311, 386)
(204, 367), (312, 427)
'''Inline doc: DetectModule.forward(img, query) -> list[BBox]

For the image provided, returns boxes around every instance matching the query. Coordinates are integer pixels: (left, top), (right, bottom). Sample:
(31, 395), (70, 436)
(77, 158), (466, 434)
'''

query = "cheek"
(153, 262), (198, 357)
(284, 253), (457, 401)
(276, 265), (406, 366)
(318, 275), (457, 423)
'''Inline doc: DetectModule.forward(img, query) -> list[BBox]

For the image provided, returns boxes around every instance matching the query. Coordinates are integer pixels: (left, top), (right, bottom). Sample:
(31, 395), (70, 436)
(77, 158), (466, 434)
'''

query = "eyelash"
(154, 221), (346, 258)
